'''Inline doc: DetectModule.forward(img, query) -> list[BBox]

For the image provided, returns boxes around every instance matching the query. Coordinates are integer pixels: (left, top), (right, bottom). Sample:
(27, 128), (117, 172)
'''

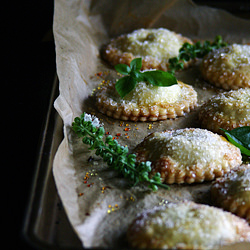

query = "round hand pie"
(199, 88), (250, 134)
(102, 28), (193, 71)
(127, 201), (250, 249)
(201, 44), (250, 90)
(95, 80), (197, 121)
(211, 164), (250, 223)
(134, 128), (242, 184)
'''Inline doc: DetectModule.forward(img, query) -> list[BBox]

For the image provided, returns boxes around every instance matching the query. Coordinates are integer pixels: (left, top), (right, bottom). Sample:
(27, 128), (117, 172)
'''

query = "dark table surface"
(6, 1), (249, 249)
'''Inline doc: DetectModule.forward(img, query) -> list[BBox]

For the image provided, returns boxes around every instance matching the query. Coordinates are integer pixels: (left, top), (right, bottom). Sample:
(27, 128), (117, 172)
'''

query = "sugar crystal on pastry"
(199, 88), (250, 134)
(95, 79), (197, 121)
(134, 128), (242, 184)
(127, 201), (250, 249)
(201, 44), (250, 90)
(211, 164), (250, 223)
(102, 28), (193, 71)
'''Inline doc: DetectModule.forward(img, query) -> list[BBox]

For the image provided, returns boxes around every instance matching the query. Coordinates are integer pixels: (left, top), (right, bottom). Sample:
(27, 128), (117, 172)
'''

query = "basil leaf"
(221, 127), (250, 156)
(130, 58), (142, 71)
(114, 63), (131, 75)
(115, 76), (137, 98)
(142, 70), (178, 86)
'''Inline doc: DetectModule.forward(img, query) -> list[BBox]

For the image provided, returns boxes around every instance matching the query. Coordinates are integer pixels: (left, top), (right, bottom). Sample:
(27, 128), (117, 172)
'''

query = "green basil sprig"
(115, 58), (177, 98)
(221, 126), (250, 156)
(168, 35), (228, 74)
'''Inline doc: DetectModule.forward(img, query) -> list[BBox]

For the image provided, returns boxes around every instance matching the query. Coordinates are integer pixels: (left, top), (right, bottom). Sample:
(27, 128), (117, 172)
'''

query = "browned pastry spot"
(102, 28), (193, 71)
(127, 201), (250, 249)
(201, 44), (250, 90)
(134, 128), (242, 184)
(199, 88), (250, 134)
(211, 164), (250, 224)
(95, 80), (197, 122)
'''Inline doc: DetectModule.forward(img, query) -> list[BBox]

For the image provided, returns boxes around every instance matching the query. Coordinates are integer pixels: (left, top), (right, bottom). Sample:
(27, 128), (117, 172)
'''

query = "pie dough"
(95, 80), (197, 121)
(199, 88), (250, 134)
(127, 201), (250, 249)
(101, 28), (193, 71)
(201, 44), (250, 90)
(211, 164), (250, 223)
(134, 128), (242, 184)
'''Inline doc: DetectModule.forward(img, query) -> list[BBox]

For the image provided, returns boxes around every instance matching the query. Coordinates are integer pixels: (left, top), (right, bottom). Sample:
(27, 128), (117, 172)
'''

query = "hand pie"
(95, 80), (197, 121)
(201, 44), (250, 90)
(134, 128), (242, 184)
(199, 88), (250, 134)
(211, 164), (250, 223)
(101, 28), (193, 71)
(127, 201), (250, 249)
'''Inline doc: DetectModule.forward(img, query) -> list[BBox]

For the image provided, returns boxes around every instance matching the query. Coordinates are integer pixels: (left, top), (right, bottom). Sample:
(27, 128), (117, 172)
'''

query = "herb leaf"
(115, 76), (137, 98)
(168, 35), (228, 74)
(115, 64), (131, 75)
(221, 127), (250, 156)
(72, 113), (170, 191)
(142, 70), (177, 86)
(115, 58), (178, 97)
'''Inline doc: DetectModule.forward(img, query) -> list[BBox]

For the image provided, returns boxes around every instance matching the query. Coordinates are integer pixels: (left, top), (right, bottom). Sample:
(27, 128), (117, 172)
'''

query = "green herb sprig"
(72, 113), (169, 191)
(115, 58), (177, 98)
(168, 35), (228, 74)
(221, 127), (250, 157)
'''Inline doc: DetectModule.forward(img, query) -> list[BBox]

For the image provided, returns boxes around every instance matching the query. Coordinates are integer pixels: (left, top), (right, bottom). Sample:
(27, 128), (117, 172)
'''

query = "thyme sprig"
(72, 113), (169, 191)
(168, 35), (228, 74)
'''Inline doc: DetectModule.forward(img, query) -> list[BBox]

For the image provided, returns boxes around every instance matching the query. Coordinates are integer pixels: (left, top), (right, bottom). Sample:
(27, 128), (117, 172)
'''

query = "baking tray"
(22, 3), (250, 249)
(22, 76), (83, 249)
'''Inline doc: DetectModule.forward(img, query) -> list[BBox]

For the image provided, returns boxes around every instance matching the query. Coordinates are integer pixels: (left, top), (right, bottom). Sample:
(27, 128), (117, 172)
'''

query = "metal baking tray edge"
(22, 76), (83, 250)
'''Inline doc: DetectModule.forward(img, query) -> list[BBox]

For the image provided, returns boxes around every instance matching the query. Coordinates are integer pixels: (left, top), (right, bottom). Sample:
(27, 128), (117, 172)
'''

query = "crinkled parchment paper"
(53, 0), (250, 248)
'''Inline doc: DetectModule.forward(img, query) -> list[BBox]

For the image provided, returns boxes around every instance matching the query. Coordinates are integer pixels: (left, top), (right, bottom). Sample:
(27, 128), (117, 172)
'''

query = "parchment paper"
(53, 0), (250, 248)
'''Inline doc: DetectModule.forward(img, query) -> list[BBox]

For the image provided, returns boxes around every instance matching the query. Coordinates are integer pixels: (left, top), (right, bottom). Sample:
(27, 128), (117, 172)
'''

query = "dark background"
(6, 1), (249, 249)
(6, 1), (55, 249)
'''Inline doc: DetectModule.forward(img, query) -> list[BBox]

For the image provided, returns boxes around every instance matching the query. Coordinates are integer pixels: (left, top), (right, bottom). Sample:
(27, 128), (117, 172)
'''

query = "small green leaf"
(142, 70), (178, 87)
(130, 58), (142, 71)
(221, 127), (250, 156)
(115, 76), (137, 98)
(114, 63), (131, 75)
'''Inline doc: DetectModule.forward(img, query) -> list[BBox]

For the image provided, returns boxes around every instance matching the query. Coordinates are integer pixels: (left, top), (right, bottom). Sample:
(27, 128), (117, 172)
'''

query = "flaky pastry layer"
(211, 164), (250, 224)
(134, 128), (242, 184)
(199, 88), (250, 134)
(102, 28), (193, 71)
(95, 81), (197, 122)
(201, 44), (250, 90)
(127, 201), (250, 249)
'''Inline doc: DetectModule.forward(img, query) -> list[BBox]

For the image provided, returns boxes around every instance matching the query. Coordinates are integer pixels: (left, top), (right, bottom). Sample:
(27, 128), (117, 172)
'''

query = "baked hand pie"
(211, 164), (250, 223)
(199, 88), (250, 134)
(134, 128), (242, 184)
(127, 201), (250, 249)
(201, 44), (250, 90)
(95, 80), (197, 121)
(101, 28), (193, 71)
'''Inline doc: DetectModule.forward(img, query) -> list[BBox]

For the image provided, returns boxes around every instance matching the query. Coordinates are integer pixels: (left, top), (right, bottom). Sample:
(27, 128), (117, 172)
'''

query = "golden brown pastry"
(95, 80), (197, 121)
(102, 28), (193, 71)
(199, 88), (250, 134)
(127, 201), (250, 249)
(134, 128), (242, 184)
(201, 44), (250, 90)
(211, 164), (250, 223)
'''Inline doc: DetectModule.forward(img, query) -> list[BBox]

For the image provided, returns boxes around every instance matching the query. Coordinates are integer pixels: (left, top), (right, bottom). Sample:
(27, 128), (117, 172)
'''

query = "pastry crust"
(95, 80), (197, 122)
(201, 44), (250, 90)
(211, 164), (250, 223)
(134, 128), (242, 184)
(127, 201), (250, 249)
(102, 28), (193, 71)
(199, 88), (250, 134)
